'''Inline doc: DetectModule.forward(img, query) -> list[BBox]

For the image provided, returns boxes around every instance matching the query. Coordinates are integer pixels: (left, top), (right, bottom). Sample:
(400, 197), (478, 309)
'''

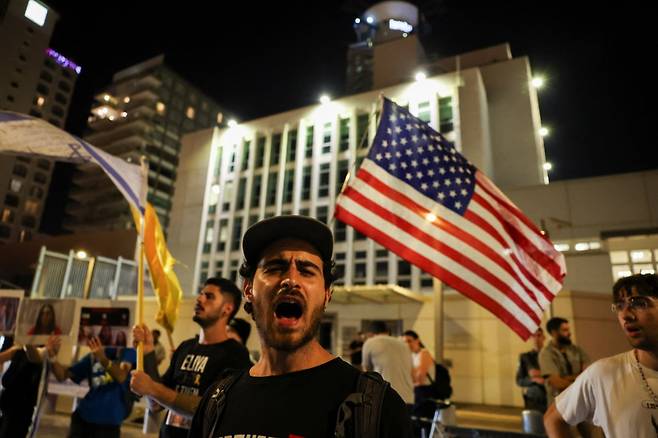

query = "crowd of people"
(1, 214), (657, 437)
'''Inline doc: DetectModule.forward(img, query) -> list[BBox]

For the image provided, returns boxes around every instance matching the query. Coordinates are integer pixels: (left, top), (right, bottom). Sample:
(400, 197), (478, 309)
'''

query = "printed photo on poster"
(77, 300), (134, 347)
(15, 298), (77, 344)
(0, 290), (23, 336)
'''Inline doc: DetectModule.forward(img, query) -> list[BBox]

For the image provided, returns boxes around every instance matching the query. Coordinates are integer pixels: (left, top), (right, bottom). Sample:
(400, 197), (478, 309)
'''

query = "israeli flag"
(0, 111), (146, 215)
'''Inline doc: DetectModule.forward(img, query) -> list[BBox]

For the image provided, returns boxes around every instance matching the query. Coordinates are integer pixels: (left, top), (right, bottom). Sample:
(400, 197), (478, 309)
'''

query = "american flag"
(334, 98), (566, 340)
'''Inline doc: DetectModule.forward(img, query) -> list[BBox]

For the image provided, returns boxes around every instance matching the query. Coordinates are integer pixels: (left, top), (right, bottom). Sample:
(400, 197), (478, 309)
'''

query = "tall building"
(64, 55), (226, 233)
(0, 0), (80, 243)
(167, 41), (547, 296)
(346, 1), (427, 94)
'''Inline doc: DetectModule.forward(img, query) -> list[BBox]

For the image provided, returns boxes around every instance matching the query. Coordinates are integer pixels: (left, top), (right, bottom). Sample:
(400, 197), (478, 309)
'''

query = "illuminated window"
(216, 112), (223, 124)
(156, 102), (166, 114)
(610, 251), (628, 264)
(9, 179), (22, 193)
(630, 250), (651, 263)
(24, 0), (48, 26)
(1, 209), (14, 223)
(186, 106), (195, 119)
(24, 200), (39, 215)
(553, 243), (570, 252)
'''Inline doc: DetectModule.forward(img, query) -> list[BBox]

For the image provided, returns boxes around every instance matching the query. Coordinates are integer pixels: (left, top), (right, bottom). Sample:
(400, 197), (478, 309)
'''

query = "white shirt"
(362, 334), (414, 404)
(412, 350), (435, 386)
(556, 350), (658, 438)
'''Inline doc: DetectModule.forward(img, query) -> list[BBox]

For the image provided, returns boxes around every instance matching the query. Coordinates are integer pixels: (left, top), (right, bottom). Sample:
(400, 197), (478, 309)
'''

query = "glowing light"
(36, 96), (45, 106)
(389, 18), (413, 33)
(355, 18), (361, 24)
(539, 127), (549, 137)
(211, 184), (221, 194)
(121, 111), (127, 118)
(425, 213), (437, 222)
(227, 119), (237, 127)
(402, 32), (408, 38)
(319, 95), (330, 104)
(103, 94), (110, 102)
(553, 243), (570, 252)
(531, 77), (545, 89)
(366, 16), (374, 24)
(543, 162), (553, 171)
(75, 250), (88, 259)
(123, 96), (130, 103)
(25, 0), (48, 27)
(45, 48), (81, 74)
(574, 242), (589, 251)
(415, 71), (427, 82)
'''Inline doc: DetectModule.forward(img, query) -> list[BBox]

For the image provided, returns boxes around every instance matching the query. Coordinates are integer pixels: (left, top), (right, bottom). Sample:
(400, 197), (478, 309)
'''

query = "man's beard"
(254, 302), (324, 352)
(557, 335), (571, 346)
(193, 309), (221, 329)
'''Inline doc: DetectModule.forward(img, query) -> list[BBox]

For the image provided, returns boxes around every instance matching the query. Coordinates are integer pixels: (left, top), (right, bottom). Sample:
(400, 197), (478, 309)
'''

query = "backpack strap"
(201, 370), (244, 438)
(335, 371), (390, 438)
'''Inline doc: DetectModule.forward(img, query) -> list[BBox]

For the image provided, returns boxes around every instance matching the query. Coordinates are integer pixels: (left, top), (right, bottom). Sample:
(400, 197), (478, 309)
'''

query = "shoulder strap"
(202, 370), (243, 438)
(335, 371), (389, 438)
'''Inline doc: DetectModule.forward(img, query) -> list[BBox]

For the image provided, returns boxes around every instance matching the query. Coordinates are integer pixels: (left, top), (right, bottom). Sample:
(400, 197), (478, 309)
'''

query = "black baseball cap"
(242, 215), (334, 266)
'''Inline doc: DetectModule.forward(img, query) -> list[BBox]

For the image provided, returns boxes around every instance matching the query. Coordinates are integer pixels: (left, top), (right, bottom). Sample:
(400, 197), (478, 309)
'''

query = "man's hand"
(131, 370), (156, 397)
(132, 324), (155, 354)
(528, 368), (545, 384)
(45, 335), (61, 359)
(87, 336), (108, 364)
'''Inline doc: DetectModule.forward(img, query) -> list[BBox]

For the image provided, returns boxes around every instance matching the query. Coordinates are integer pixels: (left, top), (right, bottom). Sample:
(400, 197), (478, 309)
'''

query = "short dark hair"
(228, 317), (252, 345)
(546, 317), (568, 335)
(613, 273), (658, 301)
(204, 277), (242, 321)
(369, 320), (389, 334)
(403, 330), (419, 339)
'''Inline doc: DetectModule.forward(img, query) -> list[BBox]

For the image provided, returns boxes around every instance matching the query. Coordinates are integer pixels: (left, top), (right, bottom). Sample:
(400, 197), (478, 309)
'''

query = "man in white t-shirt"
(544, 273), (658, 437)
(362, 320), (415, 407)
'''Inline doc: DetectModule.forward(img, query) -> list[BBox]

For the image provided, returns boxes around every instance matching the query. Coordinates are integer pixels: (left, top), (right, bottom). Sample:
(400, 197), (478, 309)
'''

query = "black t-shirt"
(159, 337), (251, 438)
(209, 357), (412, 438)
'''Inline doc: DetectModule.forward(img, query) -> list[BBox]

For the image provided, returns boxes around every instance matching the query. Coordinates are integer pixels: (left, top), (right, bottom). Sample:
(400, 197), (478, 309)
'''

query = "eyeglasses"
(611, 296), (657, 313)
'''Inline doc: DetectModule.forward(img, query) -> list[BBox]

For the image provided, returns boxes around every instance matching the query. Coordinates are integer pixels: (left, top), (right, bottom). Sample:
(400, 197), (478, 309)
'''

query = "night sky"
(40, 1), (654, 231)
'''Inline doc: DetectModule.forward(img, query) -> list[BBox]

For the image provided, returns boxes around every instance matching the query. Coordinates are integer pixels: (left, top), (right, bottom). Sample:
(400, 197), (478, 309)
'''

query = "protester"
(189, 215), (412, 437)
(363, 320), (415, 409)
(130, 277), (251, 438)
(403, 330), (441, 419)
(49, 335), (136, 438)
(545, 274), (658, 437)
(516, 328), (548, 413)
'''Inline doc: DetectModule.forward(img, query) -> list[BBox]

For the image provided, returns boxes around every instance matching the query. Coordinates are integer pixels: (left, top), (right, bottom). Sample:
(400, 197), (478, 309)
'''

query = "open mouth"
(274, 300), (303, 326)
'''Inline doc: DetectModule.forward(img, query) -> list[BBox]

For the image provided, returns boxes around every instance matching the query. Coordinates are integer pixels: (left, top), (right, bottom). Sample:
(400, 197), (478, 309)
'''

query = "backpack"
(427, 362), (452, 400)
(199, 370), (390, 438)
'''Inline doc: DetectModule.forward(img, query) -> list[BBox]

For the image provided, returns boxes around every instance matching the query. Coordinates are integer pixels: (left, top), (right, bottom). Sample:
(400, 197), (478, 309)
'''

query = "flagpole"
(433, 278), (444, 363)
(137, 156), (148, 372)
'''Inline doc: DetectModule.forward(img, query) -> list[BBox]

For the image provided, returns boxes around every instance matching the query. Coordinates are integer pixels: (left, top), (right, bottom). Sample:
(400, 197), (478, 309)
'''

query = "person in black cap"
(189, 215), (412, 437)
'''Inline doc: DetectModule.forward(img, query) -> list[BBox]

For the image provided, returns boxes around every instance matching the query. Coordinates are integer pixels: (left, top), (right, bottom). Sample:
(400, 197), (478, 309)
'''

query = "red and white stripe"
(335, 159), (566, 340)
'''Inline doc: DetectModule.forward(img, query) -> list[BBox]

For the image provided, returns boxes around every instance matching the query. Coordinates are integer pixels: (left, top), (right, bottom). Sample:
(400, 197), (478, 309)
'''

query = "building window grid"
(610, 248), (658, 280)
(321, 122), (332, 154)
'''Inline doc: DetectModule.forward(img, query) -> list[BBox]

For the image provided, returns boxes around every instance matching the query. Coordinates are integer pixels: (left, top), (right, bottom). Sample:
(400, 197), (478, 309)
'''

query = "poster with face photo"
(76, 300), (135, 347)
(0, 290), (24, 336)
(15, 298), (78, 344)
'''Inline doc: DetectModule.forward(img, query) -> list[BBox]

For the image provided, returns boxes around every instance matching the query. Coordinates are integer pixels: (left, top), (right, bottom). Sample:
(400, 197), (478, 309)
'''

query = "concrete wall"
(167, 128), (217, 295)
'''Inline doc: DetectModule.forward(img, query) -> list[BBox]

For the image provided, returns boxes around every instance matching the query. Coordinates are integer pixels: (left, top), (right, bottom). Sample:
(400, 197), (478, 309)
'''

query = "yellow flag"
(131, 203), (183, 333)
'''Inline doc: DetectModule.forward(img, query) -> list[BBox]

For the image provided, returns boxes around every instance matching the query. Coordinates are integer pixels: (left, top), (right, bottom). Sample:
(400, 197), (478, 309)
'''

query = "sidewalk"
(36, 403), (527, 437)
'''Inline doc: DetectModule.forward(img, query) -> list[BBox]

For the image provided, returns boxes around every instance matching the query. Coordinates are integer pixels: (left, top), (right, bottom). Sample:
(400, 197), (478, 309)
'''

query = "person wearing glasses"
(544, 274), (658, 437)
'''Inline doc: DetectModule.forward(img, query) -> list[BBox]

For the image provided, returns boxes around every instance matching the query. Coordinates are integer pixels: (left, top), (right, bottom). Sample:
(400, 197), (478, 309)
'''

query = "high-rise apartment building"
(64, 55), (226, 233)
(0, 0), (80, 243)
